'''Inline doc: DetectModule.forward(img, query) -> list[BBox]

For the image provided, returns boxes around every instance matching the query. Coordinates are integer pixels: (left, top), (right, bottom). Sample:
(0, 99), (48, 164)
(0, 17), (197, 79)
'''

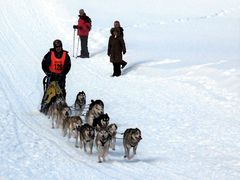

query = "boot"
(121, 60), (127, 69)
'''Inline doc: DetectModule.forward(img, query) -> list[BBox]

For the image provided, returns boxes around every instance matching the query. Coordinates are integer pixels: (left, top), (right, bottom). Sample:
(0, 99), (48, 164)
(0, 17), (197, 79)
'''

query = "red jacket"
(77, 16), (91, 36)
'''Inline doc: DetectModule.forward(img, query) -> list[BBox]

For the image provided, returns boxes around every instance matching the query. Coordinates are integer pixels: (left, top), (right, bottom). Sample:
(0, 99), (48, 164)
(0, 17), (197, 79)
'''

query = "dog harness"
(129, 136), (140, 147)
(100, 139), (108, 146)
(49, 51), (66, 74)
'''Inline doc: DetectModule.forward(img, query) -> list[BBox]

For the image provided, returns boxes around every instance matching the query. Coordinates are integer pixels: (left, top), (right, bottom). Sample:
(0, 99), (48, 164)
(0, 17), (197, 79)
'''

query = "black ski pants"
(80, 36), (89, 57)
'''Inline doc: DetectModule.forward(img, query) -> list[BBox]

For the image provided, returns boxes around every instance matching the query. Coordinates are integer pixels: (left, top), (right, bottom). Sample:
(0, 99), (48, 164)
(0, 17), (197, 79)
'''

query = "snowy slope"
(0, 0), (240, 179)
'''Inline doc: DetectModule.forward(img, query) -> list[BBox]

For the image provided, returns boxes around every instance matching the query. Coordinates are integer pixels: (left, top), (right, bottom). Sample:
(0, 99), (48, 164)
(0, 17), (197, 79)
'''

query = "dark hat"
(53, 39), (62, 48)
(79, 9), (85, 14)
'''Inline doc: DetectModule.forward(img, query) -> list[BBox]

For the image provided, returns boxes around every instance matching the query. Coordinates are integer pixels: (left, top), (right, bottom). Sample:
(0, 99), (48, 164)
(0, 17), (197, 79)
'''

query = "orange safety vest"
(49, 51), (66, 74)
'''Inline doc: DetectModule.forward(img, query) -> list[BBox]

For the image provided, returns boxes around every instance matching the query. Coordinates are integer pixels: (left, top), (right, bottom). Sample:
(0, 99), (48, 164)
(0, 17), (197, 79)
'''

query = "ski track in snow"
(124, 6), (240, 29)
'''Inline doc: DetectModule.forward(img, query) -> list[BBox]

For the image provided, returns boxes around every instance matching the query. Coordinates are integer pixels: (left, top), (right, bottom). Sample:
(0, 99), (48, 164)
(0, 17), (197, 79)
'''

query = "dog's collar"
(130, 142), (137, 147)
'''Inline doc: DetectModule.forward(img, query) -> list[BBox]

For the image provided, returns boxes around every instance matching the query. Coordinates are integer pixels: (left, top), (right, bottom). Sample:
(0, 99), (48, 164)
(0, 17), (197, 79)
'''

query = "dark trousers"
(113, 63), (121, 76)
(80, 36), (89, 57)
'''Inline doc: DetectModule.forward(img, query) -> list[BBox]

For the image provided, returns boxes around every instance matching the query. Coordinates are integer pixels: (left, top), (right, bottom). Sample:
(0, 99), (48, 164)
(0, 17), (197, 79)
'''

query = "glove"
(73, 25), (78, 29)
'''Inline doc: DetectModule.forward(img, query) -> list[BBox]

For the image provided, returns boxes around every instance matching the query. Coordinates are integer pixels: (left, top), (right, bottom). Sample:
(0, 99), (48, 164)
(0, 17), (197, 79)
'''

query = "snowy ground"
(0, 0), (240, 179)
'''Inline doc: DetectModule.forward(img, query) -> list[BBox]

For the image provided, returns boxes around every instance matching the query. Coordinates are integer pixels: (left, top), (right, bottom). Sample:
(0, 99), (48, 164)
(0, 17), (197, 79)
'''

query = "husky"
(123, 128), (142, 160)
(95, 128), (110, 163)
(74, 91), (86, 116)
(85, 99), (104, 126)
(107, 123), (118, 151)
(92, 113), (109, 131)
(47, 96), (68, 129)
(76, 123), (95, 154)
(62, 111), (83, 139)
(58, 105), (71, 128)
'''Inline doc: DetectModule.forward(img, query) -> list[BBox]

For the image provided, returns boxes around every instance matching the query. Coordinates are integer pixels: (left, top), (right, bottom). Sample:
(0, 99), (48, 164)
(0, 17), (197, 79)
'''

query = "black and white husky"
(92, 113), (109, 131)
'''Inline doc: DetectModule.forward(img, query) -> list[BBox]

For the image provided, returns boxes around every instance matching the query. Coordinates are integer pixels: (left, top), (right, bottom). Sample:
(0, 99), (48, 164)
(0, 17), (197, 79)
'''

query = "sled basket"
(40, 78), (63, 114)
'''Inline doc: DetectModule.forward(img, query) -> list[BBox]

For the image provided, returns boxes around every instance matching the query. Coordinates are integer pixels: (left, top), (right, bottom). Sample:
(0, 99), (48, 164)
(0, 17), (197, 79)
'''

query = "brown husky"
(85, 99), (104, 126)
(123, 128), (142, 160)
(62, 112), (83, 139)
(47, 96), (68, 129)
(76, 123), (95, 154)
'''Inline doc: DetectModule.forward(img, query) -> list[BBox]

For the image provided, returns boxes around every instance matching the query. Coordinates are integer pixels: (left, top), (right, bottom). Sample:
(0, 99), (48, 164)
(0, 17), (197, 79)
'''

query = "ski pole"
(76, 36), (80, 57)
(73, 29), (76, 57)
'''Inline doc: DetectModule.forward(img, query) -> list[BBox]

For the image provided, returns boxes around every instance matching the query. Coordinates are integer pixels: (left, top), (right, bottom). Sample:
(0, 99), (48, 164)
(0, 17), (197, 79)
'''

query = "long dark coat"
(107, 35), (126, 63)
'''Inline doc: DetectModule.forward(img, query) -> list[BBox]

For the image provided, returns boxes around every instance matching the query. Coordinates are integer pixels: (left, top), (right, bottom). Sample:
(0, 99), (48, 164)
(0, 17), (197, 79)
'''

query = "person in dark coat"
(73, 9), (91, 58)
(107, 28), (126, 77)
(41, 39), (71, 98)
(110, 20), (127, 69)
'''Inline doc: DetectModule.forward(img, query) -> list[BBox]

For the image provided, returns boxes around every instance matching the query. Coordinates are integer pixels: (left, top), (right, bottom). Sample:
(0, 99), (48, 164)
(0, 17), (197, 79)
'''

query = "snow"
(0, 0), (240, 179)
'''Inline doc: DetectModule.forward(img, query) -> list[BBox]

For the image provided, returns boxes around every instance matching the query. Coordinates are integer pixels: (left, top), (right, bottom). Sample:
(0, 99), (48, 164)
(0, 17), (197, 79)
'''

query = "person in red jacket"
(73, 9), (92, 58)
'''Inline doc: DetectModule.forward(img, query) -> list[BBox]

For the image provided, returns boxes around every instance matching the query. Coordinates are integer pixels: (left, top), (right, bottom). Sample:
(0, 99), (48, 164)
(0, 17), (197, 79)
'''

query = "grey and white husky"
(95, 128), (110, 163)
(107, 123), (118, 151)
(74, 91), (86, 116)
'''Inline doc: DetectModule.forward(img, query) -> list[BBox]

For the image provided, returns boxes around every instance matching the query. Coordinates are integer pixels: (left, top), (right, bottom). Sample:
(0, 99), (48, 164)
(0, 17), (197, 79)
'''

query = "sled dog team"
(47, 91), (142, 163)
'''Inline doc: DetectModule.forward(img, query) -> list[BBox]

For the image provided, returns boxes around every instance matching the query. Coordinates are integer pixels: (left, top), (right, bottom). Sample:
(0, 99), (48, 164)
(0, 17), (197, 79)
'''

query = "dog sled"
(40, 75), (64, 115)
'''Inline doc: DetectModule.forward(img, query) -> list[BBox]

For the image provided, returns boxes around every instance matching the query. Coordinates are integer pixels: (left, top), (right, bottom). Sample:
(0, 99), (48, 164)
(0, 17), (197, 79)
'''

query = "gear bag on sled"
(40, 76), (63, 115)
